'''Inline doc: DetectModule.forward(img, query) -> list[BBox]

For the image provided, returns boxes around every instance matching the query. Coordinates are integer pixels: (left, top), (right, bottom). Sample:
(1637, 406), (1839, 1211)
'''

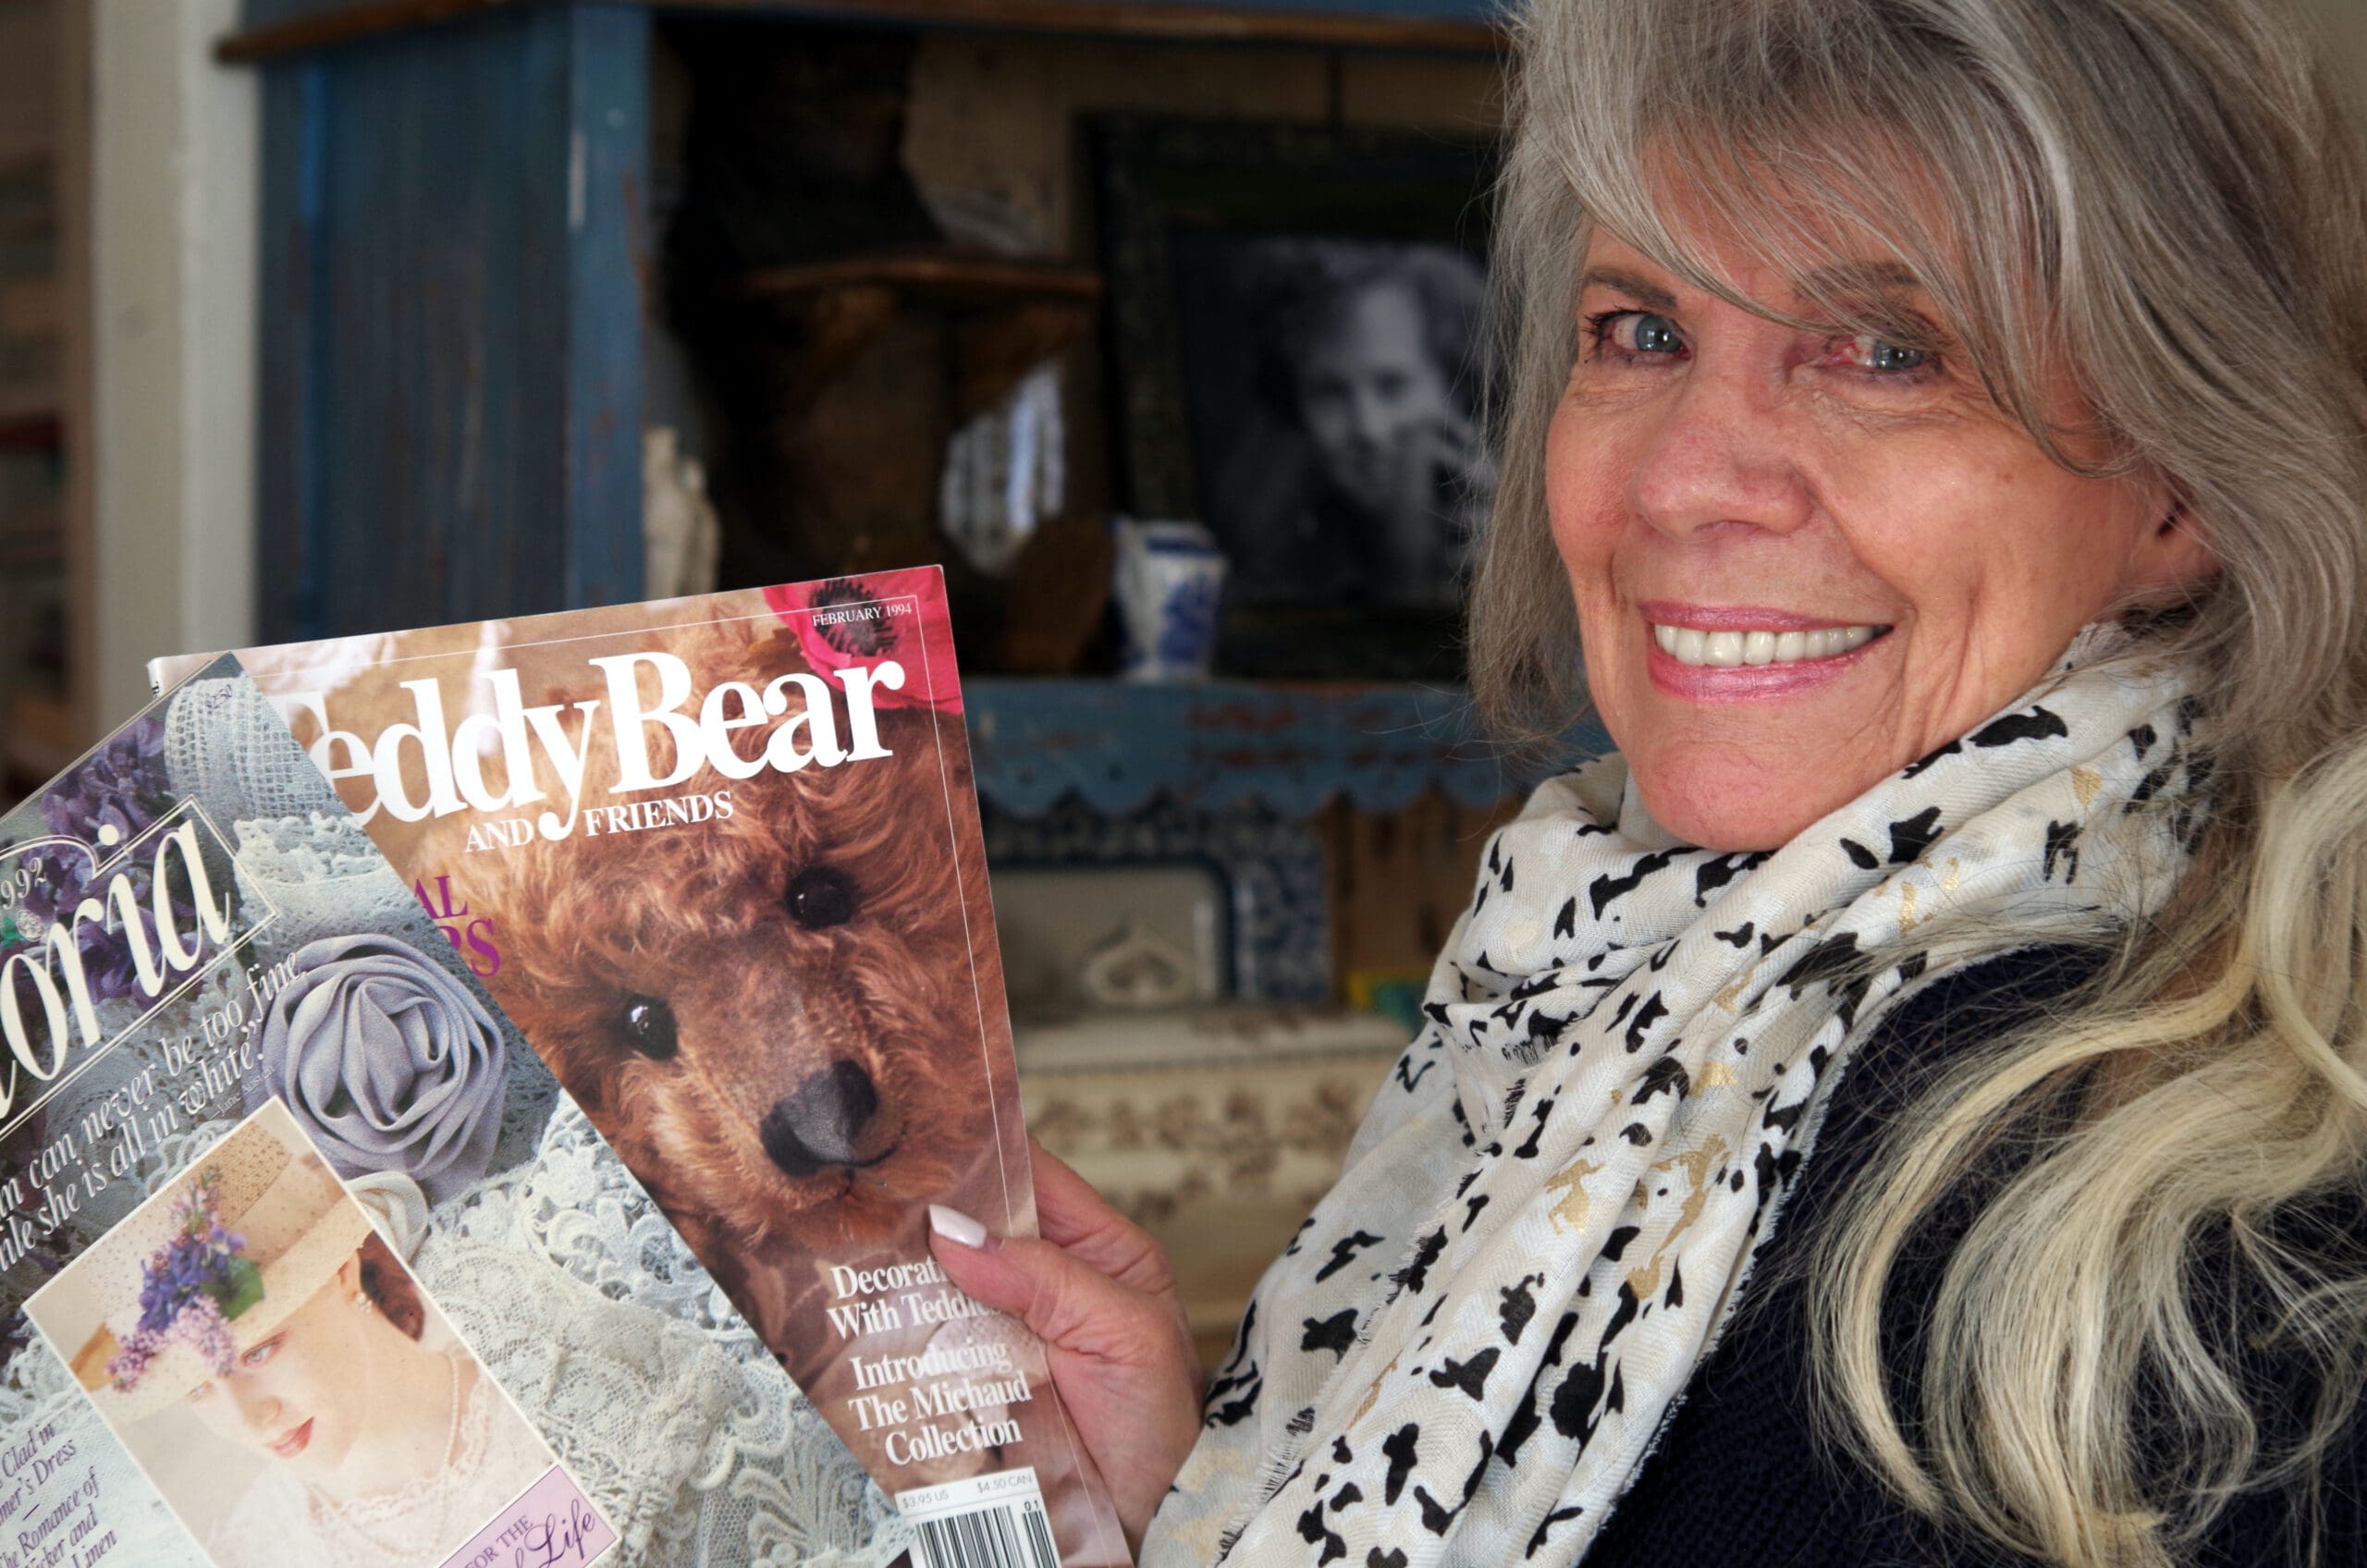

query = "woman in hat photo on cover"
(27, 1101), (556, 1568)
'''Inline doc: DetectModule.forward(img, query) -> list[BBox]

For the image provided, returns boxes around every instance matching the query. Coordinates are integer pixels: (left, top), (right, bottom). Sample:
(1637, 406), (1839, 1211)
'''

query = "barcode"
(910, 1498), (1061, 1568)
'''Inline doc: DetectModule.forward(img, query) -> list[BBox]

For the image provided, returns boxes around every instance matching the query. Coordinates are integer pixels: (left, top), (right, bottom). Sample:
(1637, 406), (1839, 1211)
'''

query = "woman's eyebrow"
(1576, 266), (1680, 310)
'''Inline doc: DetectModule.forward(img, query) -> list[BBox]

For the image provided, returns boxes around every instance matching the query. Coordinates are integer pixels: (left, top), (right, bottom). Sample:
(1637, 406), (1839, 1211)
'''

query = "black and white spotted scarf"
(1142, 630), (2208, 1567)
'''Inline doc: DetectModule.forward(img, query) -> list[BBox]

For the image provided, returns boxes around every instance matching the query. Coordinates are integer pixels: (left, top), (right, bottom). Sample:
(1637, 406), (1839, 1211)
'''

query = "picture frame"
(981, 796), (1331, 1005)
(1092, 116), (1500, 680)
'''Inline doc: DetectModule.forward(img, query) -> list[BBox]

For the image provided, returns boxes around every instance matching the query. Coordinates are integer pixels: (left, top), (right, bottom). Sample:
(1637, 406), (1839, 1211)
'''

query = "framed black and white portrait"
(1094, 117), (1498, 680)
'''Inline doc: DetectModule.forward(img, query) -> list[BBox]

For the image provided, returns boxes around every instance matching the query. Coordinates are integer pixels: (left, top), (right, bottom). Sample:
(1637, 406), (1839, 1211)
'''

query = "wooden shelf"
(219, 0), (1502, 64)
(720, 248), (1101, 309)
(0, 406), (60, 449)
(0, 542), (63, 571)
(714, 248), (1102, 422)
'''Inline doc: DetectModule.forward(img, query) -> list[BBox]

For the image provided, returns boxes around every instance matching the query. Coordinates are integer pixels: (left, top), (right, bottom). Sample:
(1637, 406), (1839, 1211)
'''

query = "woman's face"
(1297, 278), (1454, 512)
(181, 1263), (371, 1476)
(1546, 220), (2216, 851)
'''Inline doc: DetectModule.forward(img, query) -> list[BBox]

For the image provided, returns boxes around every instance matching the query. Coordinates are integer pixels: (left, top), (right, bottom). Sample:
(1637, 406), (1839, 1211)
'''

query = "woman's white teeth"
(1650, 622), (1880, 667)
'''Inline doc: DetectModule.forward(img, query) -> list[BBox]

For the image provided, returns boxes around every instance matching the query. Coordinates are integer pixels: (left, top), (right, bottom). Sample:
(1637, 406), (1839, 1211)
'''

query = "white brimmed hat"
(65, 1103), (373, 1422)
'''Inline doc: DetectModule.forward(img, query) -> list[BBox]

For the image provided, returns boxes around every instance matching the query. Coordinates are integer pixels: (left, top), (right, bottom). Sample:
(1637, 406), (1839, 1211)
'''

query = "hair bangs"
(1523, 0), (2091, 462)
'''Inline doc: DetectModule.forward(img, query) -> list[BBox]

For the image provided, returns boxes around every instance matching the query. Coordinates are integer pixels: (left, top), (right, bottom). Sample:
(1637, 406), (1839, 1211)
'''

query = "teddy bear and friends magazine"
(134, 567), (1130, 1568)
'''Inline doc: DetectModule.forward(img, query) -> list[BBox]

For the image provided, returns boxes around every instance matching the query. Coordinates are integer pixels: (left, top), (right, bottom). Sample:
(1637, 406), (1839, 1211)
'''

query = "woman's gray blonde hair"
(1472, 0), (2367, 1562)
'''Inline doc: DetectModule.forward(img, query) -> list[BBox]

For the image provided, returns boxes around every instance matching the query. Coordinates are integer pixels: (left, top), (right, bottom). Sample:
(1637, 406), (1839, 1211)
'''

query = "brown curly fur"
(464, 623), (1001, 1368)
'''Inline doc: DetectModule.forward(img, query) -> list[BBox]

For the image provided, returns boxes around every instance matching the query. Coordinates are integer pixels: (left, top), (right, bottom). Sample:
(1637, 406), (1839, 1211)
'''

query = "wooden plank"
(560, 5), (653, 611)
(251, 5), (646, 641)
(252, 60), (324, 642)
(226, 0), (533, 63)
(223, 0), (1503, 64)
(721, 249), (1102, 306)
(666, 0), (1502, 51)
(243, 0), (456, 24)
(0, 409), (62, 448)
(1321, 790), (1519, 988)
(0, 4), (59, 165)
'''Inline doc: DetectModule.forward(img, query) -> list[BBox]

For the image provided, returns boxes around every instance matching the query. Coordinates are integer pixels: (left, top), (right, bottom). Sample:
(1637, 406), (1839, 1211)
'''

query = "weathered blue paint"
(251, 3), (646, 641)
(563, 7), (648, 610)
(964, 680), (1608, 818)
(256, 61), (326, 638)
(241, 0), (443, 26)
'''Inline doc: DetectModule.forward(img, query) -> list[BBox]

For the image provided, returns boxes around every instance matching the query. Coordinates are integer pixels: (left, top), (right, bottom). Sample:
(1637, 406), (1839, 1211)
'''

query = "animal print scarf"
(1141, 629), (2209, 1567)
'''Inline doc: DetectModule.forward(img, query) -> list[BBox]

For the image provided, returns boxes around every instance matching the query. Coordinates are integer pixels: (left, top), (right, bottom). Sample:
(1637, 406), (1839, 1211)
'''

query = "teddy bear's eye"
(786, 866), (858, 930)
(620, 996), (678, 1060)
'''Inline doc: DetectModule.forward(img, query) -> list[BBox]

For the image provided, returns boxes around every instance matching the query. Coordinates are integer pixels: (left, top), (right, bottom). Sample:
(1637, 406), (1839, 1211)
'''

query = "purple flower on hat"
(107, 1170), (256, 1391)
(256, 935), (509, 1204)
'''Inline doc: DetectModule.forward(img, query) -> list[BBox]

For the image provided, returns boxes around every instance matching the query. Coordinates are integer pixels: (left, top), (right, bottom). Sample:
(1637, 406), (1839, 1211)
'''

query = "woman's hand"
(928, 1138), (1204, 1552)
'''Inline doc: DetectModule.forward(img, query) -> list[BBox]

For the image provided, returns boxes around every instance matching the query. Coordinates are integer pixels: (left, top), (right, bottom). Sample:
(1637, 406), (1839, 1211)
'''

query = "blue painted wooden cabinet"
(249, 2), (651, 641)
(236, 0), (1500, 643)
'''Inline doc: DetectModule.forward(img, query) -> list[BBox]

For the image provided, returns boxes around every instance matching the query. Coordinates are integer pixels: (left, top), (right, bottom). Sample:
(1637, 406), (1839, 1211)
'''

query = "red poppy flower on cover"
(763, 570), (963, 714)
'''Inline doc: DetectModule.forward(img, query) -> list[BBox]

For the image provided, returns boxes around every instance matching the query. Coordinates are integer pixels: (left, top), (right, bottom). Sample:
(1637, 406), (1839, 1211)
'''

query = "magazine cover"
(3, 661), (925, 1568)
(154, 570), (1130, 1568)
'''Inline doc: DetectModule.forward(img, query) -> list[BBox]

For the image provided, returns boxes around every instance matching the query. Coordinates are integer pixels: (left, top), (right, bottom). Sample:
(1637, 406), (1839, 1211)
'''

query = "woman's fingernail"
(929, 1203), (989, 1249)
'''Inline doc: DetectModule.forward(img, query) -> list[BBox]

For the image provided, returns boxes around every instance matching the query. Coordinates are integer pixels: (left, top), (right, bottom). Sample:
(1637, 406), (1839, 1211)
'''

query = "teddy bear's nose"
(760, 1060), (881, 1177)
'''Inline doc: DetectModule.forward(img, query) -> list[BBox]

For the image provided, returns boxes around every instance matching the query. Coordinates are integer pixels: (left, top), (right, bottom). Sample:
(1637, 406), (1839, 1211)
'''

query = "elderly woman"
(929, 0), (2367, 1563)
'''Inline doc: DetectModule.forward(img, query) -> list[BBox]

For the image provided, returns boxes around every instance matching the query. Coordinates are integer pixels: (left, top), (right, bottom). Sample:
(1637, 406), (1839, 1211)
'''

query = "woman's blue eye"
(1625, 313), (1683, 354)
(1585, 310), (1685, 361)
(1842, 333), (1928, 374)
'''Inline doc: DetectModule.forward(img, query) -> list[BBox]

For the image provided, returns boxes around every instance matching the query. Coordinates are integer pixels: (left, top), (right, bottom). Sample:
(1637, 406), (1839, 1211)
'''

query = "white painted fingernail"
(929, 1204), (988, 1249)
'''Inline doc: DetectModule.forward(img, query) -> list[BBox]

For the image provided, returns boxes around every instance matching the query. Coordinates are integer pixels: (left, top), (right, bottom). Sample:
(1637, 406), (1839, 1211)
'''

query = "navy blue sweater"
(1586, 947), (2367, 1568)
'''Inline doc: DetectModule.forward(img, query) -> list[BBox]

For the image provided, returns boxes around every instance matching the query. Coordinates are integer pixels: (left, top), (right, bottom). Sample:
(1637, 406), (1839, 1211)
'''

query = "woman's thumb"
(927, 1204), (1152, 1364)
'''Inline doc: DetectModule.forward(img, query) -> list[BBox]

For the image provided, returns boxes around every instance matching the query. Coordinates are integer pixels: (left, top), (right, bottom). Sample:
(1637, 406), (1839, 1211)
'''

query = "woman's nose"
(1348, 384), (1395, 447)
(1625, 358), (1813, 540)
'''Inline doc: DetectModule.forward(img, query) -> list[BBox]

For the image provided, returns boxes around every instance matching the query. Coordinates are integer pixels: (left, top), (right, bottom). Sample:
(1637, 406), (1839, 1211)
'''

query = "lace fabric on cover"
(162, 672), (347, 829)
(418, 1098), (915, 1568)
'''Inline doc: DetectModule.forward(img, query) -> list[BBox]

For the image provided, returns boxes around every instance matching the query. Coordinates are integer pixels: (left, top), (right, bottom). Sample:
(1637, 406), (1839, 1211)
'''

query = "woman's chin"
(1631, 756), (1859, 854)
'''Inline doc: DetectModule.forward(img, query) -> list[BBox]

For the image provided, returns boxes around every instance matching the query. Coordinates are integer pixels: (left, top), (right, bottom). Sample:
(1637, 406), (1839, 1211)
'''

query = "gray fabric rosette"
(256, 934), (509, 1203)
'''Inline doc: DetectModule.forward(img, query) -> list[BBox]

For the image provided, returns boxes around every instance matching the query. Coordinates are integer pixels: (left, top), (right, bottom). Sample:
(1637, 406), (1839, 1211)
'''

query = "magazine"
(152, 570), (1130, 1568)
(5, 654), (968, 1567)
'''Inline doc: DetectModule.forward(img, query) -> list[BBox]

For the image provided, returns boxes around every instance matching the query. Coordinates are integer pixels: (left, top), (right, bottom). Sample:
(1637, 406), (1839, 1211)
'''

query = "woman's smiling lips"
(267, 1417), (314, 1460)
(1638, 603), (1893, 700)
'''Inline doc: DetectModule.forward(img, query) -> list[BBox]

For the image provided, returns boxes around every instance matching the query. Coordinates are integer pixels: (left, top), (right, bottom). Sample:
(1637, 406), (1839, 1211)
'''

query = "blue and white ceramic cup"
(1112, 519), (1229, 681)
